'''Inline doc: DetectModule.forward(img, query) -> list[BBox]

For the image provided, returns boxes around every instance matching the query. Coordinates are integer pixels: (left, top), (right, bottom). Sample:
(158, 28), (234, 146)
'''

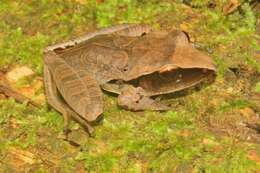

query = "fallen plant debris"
(245, 123), (260, 134)
(0, 84), (41, 108)
(6, 66), (35, 83)
(0, 69), (41, 108)
(223, 0), (240, 15)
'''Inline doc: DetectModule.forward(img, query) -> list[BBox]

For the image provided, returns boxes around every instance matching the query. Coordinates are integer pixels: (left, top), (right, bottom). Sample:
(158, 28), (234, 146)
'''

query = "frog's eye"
(141, 32), (147, 37)
(53, 45), (74, 54)
(53, 47), (64, 52)
(122, 65), (129, 72)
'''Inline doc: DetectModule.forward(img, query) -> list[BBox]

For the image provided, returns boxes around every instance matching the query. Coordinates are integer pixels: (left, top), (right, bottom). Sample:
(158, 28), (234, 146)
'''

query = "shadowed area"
(138, 68), (215, 96)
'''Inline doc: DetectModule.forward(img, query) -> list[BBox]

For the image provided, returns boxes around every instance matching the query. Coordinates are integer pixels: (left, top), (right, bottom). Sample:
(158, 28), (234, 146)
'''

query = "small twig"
(0, 84), (41, 108)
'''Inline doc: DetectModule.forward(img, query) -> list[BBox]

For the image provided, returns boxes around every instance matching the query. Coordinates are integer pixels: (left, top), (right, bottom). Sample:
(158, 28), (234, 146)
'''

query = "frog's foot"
(117, 85), (169, 111)
(58, 114), (94, 149)
(62, 111), (71, 139)
(70, 112), (95, 137)
(58, 109), (95, 140)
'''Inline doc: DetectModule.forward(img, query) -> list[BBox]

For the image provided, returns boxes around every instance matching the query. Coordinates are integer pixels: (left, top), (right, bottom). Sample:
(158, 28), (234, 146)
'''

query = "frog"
(43, 24), (216, 135)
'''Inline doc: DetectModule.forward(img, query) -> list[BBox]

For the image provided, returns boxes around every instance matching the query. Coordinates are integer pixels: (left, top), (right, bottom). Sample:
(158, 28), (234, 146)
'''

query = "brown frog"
(43, 24), (216, 135)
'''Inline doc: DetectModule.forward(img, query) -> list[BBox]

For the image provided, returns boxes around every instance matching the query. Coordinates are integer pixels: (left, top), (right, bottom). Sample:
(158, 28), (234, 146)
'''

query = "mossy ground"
(0, 0), (259, 172)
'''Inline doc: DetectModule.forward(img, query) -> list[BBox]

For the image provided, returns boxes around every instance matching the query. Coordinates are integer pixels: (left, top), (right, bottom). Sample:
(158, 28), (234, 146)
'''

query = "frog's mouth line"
(102, 68), (215, 96)
(136, 68), (215, 96)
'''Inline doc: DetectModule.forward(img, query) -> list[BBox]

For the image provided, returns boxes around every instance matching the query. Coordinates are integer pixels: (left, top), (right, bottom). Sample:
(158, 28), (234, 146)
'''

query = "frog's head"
(125, 30), (216, 81)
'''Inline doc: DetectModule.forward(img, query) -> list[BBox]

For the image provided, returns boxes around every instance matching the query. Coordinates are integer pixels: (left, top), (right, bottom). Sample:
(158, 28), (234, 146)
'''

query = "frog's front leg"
(44, 57), (94, 136)
(117, 85), (169, 111)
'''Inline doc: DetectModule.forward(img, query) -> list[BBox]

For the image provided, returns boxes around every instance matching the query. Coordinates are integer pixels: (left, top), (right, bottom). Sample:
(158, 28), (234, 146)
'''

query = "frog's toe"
(134, 96), (170, 111)
(117, 85), (170, 111)
(145, 98), (170, 111)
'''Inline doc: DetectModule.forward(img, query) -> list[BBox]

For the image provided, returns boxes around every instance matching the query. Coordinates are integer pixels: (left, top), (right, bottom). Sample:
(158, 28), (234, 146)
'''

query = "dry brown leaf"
(248, 150), (260, 163)
(5, 147), (37, 170)
(9, 147), (36, 164)
(176, 129), (191, 138)
(0, 84), (41, 107)
(223, 0), (240, 15)
(96, 0), (105, 3)
(180, 23), (190, 32)
(74, 162), (86, 173)
(6, 66), (35, 83)
(73, 0), (86, 5)
(239, 107), (257, 120)
(18, 87), (36, 98)
(4, 66), (45, 105)
(9, 117), (20, 128)
(0, 93), (7, 99)
(17, 79), (43, 97)
(34, 93), (46, 105)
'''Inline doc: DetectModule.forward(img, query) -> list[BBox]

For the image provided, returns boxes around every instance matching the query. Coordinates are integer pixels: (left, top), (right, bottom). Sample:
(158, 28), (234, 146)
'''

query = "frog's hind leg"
(44, 65), (70, 133)
(117, 85), (169, 111)
(44, 65), (94, 136)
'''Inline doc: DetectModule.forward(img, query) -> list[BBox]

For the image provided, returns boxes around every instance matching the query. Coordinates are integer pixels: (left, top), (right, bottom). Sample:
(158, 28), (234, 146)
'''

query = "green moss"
(0, 99), (63, 150)
(91, 0), (174, 27)
(255, 82), (260, 92)
(0, 23), (48, 73)
(218, 99), (255, 112)
(195, 143), (259, 173)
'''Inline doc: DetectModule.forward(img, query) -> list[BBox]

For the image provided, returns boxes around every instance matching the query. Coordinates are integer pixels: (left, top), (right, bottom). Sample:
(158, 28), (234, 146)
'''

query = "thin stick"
(0, 84), (41, 108)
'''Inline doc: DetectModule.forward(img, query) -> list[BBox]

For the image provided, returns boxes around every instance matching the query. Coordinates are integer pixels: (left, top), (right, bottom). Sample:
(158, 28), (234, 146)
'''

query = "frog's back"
(56, 34), (130, 84)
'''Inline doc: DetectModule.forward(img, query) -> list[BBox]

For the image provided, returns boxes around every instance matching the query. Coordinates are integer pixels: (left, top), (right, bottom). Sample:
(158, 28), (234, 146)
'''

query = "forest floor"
(0, 1), (259, 173)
